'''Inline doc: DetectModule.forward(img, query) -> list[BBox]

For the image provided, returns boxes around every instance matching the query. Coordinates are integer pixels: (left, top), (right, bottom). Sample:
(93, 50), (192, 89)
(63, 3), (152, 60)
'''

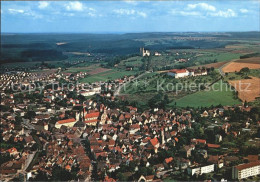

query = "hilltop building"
(140, 48), (150, 57)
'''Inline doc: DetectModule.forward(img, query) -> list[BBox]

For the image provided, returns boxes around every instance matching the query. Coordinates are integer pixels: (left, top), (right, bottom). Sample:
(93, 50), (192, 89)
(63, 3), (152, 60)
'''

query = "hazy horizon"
(2, 31), (260, 34)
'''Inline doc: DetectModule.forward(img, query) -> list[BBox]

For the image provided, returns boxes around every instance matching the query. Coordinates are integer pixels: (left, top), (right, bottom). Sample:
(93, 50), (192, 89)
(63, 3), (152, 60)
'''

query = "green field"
(79, 69), (139, 83)
(194, 51), (242, 64)
(171, 80), (241, 108)
(63, 64), (100, 73)
(225, 69), (260, 81)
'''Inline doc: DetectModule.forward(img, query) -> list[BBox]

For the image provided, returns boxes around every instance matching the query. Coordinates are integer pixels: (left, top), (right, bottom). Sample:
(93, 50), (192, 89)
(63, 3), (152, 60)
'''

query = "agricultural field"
(171, 80), (241, 108)
(222, 61), (260, 73)
(62, 64), (109, 74)
(234, 57), (260, 64)
(228, 77), (260, 102)
(193, 51), (242, 64)
(189, 61), (228, 69)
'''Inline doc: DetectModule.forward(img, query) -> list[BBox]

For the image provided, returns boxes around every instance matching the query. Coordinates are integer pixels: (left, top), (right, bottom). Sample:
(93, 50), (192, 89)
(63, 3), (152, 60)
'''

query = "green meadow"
(79, 69), (139, 83)
(171, 80), (241, 108)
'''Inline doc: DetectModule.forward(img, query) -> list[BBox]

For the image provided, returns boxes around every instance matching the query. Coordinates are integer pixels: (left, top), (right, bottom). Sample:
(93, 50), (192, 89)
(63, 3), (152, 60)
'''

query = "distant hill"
(1, 32), (259, 63)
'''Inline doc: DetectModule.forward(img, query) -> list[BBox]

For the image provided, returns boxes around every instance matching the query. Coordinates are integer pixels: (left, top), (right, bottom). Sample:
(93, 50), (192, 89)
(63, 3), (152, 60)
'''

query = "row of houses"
(167, 69), (207, 78)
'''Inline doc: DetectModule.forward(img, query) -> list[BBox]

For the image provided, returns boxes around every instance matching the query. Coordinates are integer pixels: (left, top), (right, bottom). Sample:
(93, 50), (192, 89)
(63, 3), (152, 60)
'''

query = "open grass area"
(79, 69), (139, 83)
(62, 64), (100, 73)
(171, 80), (241, 108)
(225, 69), (260, 81)
(193, 51), (242, 65)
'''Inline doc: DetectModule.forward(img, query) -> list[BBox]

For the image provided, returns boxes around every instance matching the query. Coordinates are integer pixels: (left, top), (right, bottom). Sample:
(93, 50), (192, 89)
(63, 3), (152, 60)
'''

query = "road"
(23, 151), (37, 171)
(114, 71), (150, 96)
(218, 60), (235, 76)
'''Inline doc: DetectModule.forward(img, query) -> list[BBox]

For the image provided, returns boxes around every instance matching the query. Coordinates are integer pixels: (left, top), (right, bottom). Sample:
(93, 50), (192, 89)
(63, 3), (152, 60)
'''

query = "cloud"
(8, 8), (42, 19)
(137, 12), (147, 18)
(114, 9), (135, 15)
(65, 1), (84, 11)
(38, 2), (49, 9)
(187, 3), (216, 12)
(171, 7), (237, 18)
(240, 9), (249, 13)
(123, 0), (138, 5)
(209, 9), (236, 18)
(171, 9), (202, 17)
(8, 8), (25, 14)
(64, 1), (97, 17)
(63, 13), (75, 17)
(113, 9), (147, 18)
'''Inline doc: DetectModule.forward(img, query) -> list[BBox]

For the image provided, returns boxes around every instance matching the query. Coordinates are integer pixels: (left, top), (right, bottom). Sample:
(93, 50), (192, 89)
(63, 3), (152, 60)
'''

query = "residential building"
(232, 161), (260, 180)
(55, 118), (76, 128)
(167, 69), (190, 78)
(188, 164), (215, 176)
(168, 68), (207, 78)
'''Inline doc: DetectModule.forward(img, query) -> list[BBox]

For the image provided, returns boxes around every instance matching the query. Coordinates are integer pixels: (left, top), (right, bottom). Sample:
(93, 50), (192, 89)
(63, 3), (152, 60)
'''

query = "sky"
(1, 1), (260, 33)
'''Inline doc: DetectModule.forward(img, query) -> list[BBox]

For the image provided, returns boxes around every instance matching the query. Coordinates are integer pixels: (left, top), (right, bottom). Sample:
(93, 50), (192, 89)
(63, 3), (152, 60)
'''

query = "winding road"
(218, 60), (236, 76)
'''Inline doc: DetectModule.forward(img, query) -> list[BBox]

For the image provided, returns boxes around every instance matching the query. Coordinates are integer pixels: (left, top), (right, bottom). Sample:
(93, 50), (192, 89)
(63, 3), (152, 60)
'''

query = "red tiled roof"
(244, 155), (259, 162)
(235, 160), (260, 171)
(192, 139), (206, 144)
(130, 124), (140, 129)
(169, 69), (188, 74)
(165, 157), (174, 164)
(57, 118), (76, 124)
(145, 175), (154, 181)
(65, 165), (71, 170)
(207, 143), (220, 148)
(85, 112), (99, 119)
(174, 137), (179, 142)
(104, 176), (116, 182)
(8, 147), (17, 153)
(208, 155), (219, 163)
(150, 137), (159, 147)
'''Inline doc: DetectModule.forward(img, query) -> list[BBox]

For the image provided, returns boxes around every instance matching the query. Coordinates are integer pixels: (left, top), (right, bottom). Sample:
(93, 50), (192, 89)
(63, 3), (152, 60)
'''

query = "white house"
(167, 69), (190, 78)
(168, 69), (207, 78)
(188, 164), (215, 176)
(55, 118), (76, 128)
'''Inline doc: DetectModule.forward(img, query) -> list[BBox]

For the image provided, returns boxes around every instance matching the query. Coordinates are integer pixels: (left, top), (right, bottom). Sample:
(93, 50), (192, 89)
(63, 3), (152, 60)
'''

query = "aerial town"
(1, 1), (260, 181)
(1, 63), (259, 181)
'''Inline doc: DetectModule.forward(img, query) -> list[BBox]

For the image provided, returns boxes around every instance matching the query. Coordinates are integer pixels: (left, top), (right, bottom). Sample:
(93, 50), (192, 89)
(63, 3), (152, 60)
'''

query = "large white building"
(55, 118), (76, 128)
(168, 69), (207, 78)
(232, 161), (260, 180)
(167, 69), (191, 78)
(188, 164), (215, 176)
